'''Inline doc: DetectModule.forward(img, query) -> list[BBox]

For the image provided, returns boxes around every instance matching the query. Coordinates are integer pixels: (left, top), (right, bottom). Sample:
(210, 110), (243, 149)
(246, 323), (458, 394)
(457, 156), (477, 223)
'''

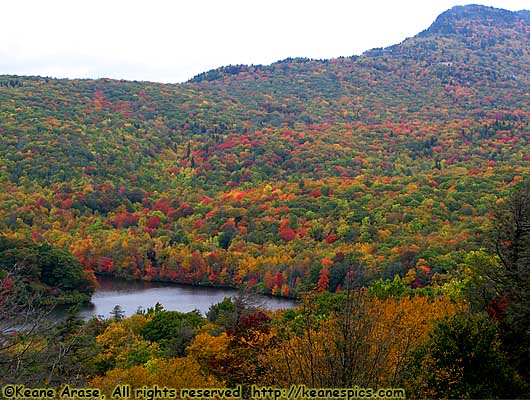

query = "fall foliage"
(1, 4), (530, 398)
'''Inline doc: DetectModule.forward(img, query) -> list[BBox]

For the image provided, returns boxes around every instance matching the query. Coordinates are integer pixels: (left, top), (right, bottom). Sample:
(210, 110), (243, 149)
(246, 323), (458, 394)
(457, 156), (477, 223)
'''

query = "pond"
(64, 278), (296, 320)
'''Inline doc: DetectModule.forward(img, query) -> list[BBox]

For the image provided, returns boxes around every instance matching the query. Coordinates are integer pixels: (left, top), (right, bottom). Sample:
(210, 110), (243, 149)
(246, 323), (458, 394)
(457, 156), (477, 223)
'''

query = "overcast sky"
(1, 0), (528, 83)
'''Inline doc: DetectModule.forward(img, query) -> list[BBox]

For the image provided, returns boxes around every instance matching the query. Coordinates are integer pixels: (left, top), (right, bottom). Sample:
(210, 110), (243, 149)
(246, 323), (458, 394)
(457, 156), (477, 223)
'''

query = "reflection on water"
(56, 278), (296, 321)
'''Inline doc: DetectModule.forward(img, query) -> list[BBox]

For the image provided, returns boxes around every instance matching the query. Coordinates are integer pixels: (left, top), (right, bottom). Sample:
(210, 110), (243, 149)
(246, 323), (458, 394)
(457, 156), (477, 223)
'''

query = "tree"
(491, 179), (530, 381)
(0, 269), (55, 384)
(206, 296), (237, 328)
(1, 269), (104, 386)
(408, 313), (526, 399)
(203, 310), (275, 390)
(460, 250), (503, 313)
(90, 356), (220, 397)
(0, 237), (95, 305)
(140, 310), (205, 357)
(95, 315), (158, 373)
(494, 180), (530, 304)
(110, 305), (125, 322)
(263, 280), (458, 389)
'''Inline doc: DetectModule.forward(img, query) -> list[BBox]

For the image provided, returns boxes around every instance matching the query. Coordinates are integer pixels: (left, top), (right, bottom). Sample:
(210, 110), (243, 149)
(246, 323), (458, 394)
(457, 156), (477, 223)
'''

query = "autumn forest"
(1, 4), (530, 399)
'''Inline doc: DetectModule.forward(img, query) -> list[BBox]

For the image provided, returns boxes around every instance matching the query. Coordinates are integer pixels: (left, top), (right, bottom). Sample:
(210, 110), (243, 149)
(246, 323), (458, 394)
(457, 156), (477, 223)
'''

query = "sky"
(1, 0), (529, 83)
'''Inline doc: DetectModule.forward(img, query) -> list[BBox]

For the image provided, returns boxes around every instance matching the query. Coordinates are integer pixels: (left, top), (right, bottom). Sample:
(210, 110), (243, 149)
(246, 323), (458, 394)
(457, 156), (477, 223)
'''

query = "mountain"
(379, 4), (530, 78)
(421, 4), (530, 35)
(0, 5), (529, 295)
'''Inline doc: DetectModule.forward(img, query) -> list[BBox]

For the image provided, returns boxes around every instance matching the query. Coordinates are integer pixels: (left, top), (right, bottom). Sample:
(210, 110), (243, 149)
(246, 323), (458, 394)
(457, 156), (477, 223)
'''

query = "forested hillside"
(1, 5), (529, 294)
(2, 5), (530, 397)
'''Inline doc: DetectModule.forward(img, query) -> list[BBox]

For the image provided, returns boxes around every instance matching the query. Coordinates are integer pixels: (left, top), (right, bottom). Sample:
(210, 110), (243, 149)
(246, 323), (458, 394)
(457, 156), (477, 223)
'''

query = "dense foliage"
(1, 6), (529, 299)
(1, 5), (530, 397)
(0, 236), (95, 304)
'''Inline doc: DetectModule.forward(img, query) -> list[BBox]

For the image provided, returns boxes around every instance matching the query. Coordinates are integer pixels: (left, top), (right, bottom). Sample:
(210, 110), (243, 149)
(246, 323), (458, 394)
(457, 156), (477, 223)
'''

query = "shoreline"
(93, 272), (299, 302)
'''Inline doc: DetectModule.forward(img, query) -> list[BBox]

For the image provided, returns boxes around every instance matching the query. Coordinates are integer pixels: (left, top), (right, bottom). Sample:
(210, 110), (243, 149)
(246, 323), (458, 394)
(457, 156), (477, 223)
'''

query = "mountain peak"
(419, 4), (529, 37)
(362, 4), (530, 77)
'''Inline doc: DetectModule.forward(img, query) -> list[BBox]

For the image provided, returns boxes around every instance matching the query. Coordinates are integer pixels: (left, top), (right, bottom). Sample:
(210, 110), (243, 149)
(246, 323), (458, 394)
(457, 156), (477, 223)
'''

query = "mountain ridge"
(2, 6), (530, 393)
(420, 4), (530, 37)
(190, 4), (529, 84)
(0, 4), (529, 297)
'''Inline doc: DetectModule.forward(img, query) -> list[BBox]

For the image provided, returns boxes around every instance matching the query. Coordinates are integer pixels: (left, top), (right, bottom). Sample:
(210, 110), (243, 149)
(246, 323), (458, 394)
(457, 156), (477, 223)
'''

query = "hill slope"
(1, 5), (529, 295)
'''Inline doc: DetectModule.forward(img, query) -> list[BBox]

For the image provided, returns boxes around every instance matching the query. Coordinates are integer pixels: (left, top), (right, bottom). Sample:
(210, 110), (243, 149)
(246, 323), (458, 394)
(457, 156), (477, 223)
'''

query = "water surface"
(71, 278), (296, 320)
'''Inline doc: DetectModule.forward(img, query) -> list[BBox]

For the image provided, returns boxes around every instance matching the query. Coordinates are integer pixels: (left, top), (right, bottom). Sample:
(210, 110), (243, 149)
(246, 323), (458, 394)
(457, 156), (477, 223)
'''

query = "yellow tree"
(262, 289), (461, 388)
(95, 314), (159, 372)
(90, 356), (220, 397)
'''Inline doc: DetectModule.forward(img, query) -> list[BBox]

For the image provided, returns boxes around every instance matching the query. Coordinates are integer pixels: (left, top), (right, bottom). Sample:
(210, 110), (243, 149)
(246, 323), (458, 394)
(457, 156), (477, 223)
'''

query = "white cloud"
(0, 0), (528, 83)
